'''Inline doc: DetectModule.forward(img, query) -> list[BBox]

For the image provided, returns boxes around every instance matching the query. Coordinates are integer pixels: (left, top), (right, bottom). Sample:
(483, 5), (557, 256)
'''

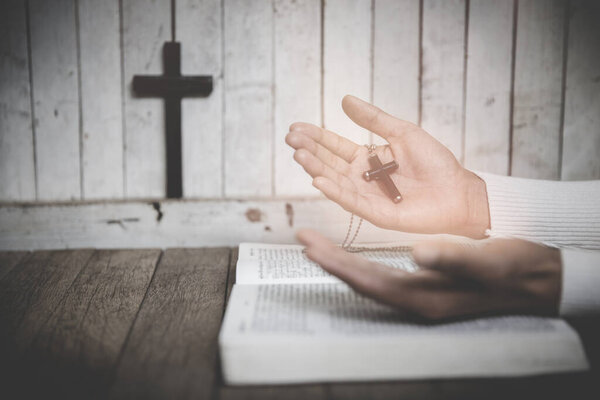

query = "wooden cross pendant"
(363, 154), (402, 203)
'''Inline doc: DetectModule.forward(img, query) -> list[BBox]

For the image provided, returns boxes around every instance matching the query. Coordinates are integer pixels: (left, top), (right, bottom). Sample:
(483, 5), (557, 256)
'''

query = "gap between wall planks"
(511, 0), (566, 180)
(29, 0), (81, 201)
(421, 0), (466, 163)
(79, 0), (124, 200)
(223, 0), (273, 197)
(122, 0), (171, 198)
(463, 0), (513, 175)
(178, 0), (223, 198)
(2, 0), (600, 205)
(371, 0), (420, 147)
(323, 0), (372, 147)
(0, 0), (35, 202)
(273, 0), (321, 197)
(561, 0), (600, 180)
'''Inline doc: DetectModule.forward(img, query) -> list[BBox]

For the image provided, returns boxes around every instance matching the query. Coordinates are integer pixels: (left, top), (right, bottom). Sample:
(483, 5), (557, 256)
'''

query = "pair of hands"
(286, 95), (561, 320)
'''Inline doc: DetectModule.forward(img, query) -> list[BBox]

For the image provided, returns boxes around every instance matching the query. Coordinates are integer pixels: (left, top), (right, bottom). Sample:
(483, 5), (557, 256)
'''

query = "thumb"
(412, 241), (494, 283)
(341, 95), (420, 141)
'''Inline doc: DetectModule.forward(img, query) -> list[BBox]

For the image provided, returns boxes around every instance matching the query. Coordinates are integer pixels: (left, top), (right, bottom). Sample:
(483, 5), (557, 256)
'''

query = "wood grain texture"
(463, 0), (514, 174)
(0, 249), (94, 350)
(178, 0), (224, 198)
(561, 0), (600, 180)
(224, 0), (273, 197)
(220, 385), (327, 400)
(372, 0), (420, 146)
(273, 0), (321, 196)
(29, 0), (81, 200)
(511, 0), (566, 179)
(79, 0), (124, 199)
(109, 248), (230, 400)
(0, 251), (29, 282)
(26, 249), (159, 398)
(421, 0), (466, 162)
(0, 0), (35, 201)
(0, 200), (435, 250)
(439, 374), (595, 400)
(122, 0), (170, 198)
(323, 0), (372, 145)
(328, 381), (442, 400)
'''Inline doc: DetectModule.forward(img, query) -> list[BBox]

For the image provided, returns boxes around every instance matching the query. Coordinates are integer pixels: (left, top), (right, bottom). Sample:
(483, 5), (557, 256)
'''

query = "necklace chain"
(340, 213), (363, 251)
(339, 143), (408, 253)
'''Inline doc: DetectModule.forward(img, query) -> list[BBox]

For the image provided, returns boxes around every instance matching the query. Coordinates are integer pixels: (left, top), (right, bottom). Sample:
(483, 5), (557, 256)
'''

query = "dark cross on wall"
(132, 42), (213, 198)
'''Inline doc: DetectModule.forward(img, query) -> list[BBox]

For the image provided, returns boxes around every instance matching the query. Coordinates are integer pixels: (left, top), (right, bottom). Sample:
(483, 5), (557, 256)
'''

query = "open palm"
(286, 95), (489, 238)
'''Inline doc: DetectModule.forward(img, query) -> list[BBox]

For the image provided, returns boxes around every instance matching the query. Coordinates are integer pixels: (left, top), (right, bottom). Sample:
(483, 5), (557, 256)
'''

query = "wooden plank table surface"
(1, 248), (599, 400)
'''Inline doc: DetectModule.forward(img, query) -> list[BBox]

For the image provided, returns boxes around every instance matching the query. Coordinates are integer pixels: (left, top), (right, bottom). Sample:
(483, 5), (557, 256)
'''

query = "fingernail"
(286, 133), (300, 146)
(412, 245), (440, 267)
(290, 123), (306, 132)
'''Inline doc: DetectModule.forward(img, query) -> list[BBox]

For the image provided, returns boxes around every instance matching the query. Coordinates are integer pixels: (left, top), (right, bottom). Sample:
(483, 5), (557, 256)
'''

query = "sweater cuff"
(559, 248), (600, 316)
(475, 172), (600, 250)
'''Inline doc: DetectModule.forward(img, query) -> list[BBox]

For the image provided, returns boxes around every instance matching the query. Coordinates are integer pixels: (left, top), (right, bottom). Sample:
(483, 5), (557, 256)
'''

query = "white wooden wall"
(1, 0), (599, 203)
(0, 0), (599, 250)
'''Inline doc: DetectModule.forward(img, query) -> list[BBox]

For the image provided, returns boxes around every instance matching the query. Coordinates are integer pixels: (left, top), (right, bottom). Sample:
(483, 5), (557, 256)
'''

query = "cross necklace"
(341, 144), (404, 252)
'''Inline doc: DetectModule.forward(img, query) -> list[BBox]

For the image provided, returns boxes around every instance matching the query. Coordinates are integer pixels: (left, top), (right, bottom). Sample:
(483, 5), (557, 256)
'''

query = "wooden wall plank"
(561, 0), (600, 180)
(0, 0), (35, 201)
(29, 249), (159, 398)
(421, 0), (466, 162)
(178, 0), (224, 198)
(323, 0), (372, 145)
(0, 251), (29, 282)
(372, 0), (420, 146)
(0, 200), (445, 250)
(511, 0), (566, 179)
(224, 0), (273, 197)
(29, 0), (81, 200)
(78, 0), (124, 199)
(122, 0), (170, 198)
(463, 0), (514, 174)
(109, 248), (230, 400)
(273, 0), (321, 196)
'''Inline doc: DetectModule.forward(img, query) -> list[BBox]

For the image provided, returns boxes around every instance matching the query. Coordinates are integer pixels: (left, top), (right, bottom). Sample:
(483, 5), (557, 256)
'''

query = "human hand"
(297, 229), (561, 321)
(286, 95), (489, 238)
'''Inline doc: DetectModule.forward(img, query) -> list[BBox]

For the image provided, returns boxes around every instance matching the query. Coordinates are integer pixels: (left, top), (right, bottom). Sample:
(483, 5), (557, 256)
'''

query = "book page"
(220, 283), (588, 383)
(236, 243), (418, 285)
(222, 283), (567, 338)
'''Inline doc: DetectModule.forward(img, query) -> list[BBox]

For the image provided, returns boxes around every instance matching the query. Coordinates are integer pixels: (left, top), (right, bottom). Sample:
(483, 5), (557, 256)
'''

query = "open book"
(219, 243), (589, 385)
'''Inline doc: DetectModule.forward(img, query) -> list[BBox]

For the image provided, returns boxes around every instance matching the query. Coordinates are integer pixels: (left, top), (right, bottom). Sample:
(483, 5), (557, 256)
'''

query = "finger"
(297, 229), (499, 320)
(412, 241), (497, 283)
(296, 229), (410, 303)
(289, 122), (360, 163)
(287, 131), (351, 174)
(405, 282), (497, 321)
(293, 149), (354, 189)
(341, 95), (421, 140)
(312, 177), (375, 221)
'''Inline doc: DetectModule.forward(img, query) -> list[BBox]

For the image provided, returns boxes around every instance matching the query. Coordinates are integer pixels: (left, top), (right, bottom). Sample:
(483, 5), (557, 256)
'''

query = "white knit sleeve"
(475, 172), (600, 316)
(476, 173), (600, 250)
(560, 249), (600, 316)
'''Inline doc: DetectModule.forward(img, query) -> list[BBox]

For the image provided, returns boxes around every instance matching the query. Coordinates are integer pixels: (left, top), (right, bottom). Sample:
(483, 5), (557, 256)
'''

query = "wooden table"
(1, 248), (599, 400)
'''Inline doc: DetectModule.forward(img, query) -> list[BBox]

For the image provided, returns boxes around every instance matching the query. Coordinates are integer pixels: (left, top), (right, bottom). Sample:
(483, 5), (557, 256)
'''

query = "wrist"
(462, 170), (491, 239)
